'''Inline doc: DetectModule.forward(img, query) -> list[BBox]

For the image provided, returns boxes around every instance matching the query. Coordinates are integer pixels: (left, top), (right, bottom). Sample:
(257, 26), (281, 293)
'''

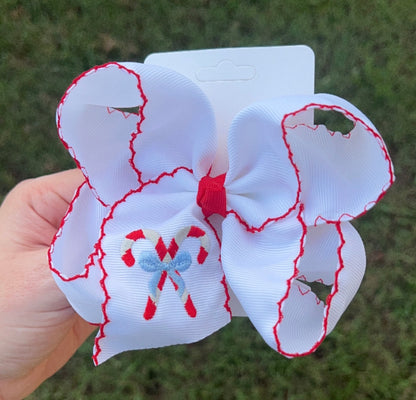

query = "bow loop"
(170, 251), (193, 273)
(57, 62), (218, 207)
(138, 251), (163, 273)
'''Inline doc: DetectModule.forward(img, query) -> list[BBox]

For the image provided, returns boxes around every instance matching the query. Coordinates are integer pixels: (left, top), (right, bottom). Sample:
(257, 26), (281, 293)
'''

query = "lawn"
(1, 0), (415, 399)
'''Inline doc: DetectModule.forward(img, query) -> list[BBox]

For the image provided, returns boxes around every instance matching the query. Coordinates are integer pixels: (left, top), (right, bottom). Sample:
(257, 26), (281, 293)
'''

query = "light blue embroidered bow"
(138, 251), (192, 298)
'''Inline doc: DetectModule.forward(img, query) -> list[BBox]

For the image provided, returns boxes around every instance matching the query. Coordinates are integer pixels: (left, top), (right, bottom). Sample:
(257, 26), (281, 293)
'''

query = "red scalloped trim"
(273, 204), (307, 356)
(271, 101), (394, 357)
(140, 166), (193, 187)
(296, 276), (326, 305)
(227, 101), (394, 233)
(283, 103), (395, 224)
(296, 284), (323, 305)
(56, 62), (147, 206)
(221, 274), (232, 317)
(127, 74), (148, 186)
(286, 122), (355, 139)
(273, 218), (348, 357)
(225, 108), (302, 232)
(48, 181), (102, 281)
(91, 248), (110, 366)
(106, 107), (138, 119)
(203, 215), (232, 318)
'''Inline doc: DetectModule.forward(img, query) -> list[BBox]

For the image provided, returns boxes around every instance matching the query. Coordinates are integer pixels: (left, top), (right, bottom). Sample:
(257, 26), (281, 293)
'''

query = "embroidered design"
(121, 226), (210, 320)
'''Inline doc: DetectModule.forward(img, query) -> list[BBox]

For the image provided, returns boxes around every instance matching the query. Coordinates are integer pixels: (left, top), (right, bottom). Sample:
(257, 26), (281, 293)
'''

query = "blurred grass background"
(0, 0), (415, 399)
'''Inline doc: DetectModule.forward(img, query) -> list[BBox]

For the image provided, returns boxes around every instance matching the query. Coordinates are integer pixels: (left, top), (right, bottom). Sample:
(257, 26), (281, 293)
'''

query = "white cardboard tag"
(145, 46), (315, 173)
(145, 46), (314, 315)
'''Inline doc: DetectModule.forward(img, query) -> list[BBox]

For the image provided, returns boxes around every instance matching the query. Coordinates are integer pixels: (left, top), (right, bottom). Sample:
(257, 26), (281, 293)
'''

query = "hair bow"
(49, 62), (394, 365)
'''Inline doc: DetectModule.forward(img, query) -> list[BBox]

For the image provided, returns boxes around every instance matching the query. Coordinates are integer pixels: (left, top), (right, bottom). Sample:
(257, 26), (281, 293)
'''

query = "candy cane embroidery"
(121, 226), (210, 320)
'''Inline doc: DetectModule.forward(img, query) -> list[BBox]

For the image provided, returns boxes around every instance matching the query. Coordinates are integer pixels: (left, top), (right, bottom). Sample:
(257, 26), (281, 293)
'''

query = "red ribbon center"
(197, 173), (227, 218)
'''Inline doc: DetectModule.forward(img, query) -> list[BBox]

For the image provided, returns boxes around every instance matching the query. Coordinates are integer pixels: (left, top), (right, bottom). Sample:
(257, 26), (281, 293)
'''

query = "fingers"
(40, 169), (85, 205)
(31, 169), (86, 231)
(0, 169), (85, 248)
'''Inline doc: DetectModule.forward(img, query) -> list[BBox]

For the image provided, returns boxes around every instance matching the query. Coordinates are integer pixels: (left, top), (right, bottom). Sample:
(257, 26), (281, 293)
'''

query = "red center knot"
(197, 173), (227, 218)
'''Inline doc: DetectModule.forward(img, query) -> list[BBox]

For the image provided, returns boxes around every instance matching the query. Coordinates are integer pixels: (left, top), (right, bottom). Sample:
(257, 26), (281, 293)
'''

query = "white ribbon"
(49, 62), (394, 365)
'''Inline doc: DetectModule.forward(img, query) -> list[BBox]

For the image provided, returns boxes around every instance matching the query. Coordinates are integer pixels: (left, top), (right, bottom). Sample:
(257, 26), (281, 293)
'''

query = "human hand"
(0, 170), (96, 400)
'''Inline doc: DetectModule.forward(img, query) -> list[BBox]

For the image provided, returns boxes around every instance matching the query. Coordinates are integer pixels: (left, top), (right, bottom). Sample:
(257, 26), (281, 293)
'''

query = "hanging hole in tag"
(314, 109), (354, 136)
(195, 60), (256, 82)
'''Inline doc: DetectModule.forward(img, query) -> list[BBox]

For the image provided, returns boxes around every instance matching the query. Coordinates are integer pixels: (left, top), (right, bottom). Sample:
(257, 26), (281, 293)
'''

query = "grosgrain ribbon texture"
(48, 62), (394, 365)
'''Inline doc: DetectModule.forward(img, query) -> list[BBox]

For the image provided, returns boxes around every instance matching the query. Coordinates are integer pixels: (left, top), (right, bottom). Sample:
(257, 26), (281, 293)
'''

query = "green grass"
(1, 0), (415, 398)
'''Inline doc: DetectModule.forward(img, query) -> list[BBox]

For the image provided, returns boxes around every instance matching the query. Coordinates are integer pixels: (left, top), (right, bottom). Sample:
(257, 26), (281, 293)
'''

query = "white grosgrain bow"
(49, 62), (394, 365)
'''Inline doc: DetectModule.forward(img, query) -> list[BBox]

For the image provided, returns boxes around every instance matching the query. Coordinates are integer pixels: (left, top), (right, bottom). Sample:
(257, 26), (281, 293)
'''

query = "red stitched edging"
(203, 215), (232, 318)
(140, 166), (193, 188)
(48, 180), (84, 278)
(220, 274), (232, 318)
(273, 204), (307, 356)
(56, 62), (146, 206)
(284, 103), (395, 224)
(296, 275), (324, 305)
(127, 72), (148, 186)
(48, 180), (102, 282)
(226, 102), (394, 232)
(273, 218), (345, 357)
(286, 122), (355, 139)
(323, 221), (346, 341)
(270, 101), (394, 357)
(225, 109), (302, 232)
